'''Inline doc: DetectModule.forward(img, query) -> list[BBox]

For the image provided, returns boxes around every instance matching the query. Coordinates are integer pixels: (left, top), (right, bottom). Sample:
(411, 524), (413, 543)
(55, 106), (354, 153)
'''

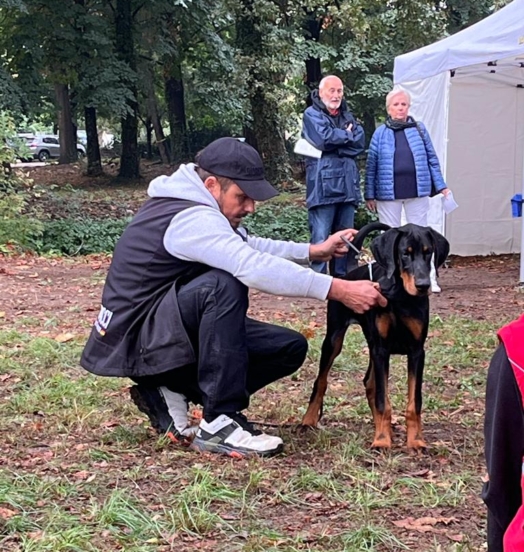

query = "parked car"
(17, 134), (86, 162)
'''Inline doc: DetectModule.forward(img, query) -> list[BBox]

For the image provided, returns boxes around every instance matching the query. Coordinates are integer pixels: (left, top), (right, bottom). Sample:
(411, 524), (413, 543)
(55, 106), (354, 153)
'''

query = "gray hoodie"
(147, 163), (333, 300)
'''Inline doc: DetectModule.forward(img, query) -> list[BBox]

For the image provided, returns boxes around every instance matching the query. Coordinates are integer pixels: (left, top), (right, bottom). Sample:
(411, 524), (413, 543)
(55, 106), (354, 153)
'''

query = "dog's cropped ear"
(429, 228), (450, 269)
(371, 229), (400, 279)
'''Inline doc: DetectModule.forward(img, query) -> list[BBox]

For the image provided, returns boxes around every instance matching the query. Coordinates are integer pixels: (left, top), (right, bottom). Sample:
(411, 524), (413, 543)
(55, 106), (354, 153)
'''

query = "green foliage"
(244, 201), (376, 242)
(0, 111), (44, 251)
(0, 191), (43, 252)
(244, 202), (310, 242)
(37, 217), (130, 255)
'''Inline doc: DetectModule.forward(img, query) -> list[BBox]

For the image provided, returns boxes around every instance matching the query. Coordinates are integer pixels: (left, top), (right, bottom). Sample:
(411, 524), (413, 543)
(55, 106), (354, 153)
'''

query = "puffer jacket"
(301, 91), (365, 209)
(364, 121), (446, 201)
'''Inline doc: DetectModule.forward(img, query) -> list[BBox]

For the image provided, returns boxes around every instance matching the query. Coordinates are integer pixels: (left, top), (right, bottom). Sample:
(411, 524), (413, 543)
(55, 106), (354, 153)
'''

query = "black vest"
(80, 197), (210, 377)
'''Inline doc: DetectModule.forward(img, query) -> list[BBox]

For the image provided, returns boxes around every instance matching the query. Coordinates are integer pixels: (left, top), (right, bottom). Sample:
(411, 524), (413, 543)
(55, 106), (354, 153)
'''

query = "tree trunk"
(55, 83), (77, 164)
(145, 115), (153, 160)
(115, 0), (140, 179)
(164, 61), (188, 163)
(302, 11), (323, 101)
(249, 88), (291, 186)
(146, 72), (170, 164)
(236, 0), (291, 187)
(85, 106), (103, 176)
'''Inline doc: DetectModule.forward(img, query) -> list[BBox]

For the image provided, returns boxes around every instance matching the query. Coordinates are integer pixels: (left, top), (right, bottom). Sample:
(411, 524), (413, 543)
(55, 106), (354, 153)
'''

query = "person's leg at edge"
(177, 269), (285, 457)
(331, 202), (356, 277)
(308, 204), (336, 274)
(404, 196), (441, 292)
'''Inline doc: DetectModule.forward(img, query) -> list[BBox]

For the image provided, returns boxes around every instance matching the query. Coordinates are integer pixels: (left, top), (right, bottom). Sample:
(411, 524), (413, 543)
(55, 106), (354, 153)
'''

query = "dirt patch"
(1, 252), (521, 550)
(1, 253), (523, 337)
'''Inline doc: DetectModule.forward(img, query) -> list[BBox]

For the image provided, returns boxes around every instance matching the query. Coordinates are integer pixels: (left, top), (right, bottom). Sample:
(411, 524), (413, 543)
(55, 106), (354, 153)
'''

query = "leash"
(341, 235), (374, 280)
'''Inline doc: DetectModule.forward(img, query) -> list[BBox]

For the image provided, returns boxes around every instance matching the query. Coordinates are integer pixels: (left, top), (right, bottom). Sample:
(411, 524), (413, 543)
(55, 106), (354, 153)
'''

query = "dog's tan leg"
(406, 370), (426, 450)
(365, 360), (392, 449)
(301, 331), (346, 428)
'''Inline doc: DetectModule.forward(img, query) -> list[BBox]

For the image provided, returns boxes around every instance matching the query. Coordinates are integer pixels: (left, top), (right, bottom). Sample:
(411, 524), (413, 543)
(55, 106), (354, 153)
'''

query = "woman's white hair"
(385, 87), (411, 109)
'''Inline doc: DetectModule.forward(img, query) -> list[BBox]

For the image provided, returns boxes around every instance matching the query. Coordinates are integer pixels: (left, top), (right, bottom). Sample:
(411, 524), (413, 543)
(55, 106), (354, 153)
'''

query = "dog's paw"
(297, 422), (319, 434)
(299, 413), (321, 428)
(407, 438), (427, 452)
(371, 433), (392, 449)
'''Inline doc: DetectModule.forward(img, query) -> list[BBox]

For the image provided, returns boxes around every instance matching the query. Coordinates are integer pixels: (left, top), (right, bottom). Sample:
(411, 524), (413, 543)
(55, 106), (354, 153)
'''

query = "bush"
(0, 192), (43, 252)
(244, 203), (309, 241)
(244, 202), (377, 242)
(36, 218), (130, 255)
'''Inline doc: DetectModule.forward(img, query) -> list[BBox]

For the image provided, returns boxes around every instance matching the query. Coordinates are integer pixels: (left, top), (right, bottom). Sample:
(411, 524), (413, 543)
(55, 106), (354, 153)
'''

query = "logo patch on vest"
(94, 305), (113, 336)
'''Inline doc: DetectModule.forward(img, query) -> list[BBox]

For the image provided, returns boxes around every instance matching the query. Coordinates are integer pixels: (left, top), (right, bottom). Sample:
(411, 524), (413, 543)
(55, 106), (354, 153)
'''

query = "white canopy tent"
(393, 0), (524, 282)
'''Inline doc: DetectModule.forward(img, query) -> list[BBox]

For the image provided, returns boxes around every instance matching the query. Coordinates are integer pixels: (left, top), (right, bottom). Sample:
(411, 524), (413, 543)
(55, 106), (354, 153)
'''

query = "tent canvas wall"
(393, 0), (524, 281)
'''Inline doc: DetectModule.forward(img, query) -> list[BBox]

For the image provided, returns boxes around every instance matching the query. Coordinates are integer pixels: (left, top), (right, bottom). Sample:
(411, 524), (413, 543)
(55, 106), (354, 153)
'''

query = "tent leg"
(521, 214), (524, 283)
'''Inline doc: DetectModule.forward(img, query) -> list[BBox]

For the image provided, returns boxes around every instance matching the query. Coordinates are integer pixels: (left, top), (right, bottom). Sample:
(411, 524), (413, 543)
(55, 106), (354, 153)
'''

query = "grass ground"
(3, 164), (521, 550)
(0, 307), (498, 551)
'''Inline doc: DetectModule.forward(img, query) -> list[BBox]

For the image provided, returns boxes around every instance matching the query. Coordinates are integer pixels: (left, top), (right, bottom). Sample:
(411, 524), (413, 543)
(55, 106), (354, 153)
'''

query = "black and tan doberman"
(301, 222), (450, 450)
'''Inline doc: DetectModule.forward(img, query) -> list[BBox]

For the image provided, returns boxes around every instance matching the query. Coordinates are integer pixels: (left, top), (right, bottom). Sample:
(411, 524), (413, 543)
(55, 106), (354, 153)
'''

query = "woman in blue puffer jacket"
(365, 87), (451, 292)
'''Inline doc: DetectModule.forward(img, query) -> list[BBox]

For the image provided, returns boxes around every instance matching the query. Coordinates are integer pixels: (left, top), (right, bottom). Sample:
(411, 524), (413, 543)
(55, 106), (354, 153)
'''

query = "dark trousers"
(132, 269), (308, 421)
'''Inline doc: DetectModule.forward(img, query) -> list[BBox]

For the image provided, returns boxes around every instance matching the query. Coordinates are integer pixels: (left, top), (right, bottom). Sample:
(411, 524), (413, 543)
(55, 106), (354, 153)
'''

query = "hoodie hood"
(147, 163), (218, 209)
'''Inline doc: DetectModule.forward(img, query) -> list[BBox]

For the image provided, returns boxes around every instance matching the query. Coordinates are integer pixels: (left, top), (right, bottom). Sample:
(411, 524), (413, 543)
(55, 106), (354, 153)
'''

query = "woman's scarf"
(385, 116), (417, 131)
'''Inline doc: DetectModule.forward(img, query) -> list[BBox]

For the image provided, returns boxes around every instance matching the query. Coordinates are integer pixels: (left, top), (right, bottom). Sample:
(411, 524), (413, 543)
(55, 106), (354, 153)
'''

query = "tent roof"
(394, 0), (524, 84)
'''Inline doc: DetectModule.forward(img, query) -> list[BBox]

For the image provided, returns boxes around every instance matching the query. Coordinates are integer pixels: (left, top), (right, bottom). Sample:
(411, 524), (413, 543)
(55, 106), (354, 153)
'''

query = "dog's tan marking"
(406, 372), (426, 450)
(400, 270), (418, 296)
(301, 332), (345, 428)
(401, 317), (423, 341)
(376, 313), (392, 339)
(365, 363), (392, 449)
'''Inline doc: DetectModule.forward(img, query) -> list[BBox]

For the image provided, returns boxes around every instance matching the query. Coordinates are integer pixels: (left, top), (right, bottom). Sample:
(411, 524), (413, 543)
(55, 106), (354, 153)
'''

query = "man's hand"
(309, 229), (358, 262)
(328, 278), (387, 314)
(346, 123), (353, 132)
(365, 199), (377, 213)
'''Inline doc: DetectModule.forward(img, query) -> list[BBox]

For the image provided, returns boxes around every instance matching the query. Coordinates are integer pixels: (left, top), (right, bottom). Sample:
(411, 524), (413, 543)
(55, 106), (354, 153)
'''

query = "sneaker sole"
(129, 387), (191, 445)
(190, 438), (283, 458)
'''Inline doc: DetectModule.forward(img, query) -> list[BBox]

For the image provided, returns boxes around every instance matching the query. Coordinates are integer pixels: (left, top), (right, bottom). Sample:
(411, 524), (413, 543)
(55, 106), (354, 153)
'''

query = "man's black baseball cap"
(197, 137), (279, 201)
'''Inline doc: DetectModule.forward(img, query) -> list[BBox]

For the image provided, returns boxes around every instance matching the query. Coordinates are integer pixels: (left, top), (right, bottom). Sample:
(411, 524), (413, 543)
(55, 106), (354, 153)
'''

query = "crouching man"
(80, 137), (386, 458)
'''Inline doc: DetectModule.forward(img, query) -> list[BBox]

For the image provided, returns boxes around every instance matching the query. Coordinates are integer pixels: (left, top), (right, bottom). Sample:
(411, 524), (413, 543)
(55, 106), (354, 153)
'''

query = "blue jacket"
(364, 121), (446, 201)
(301, 91), (365, 209)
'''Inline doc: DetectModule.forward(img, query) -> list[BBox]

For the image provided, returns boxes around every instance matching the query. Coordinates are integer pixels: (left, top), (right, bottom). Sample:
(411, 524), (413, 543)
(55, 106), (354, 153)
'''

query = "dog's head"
(370, 223), (450, 296)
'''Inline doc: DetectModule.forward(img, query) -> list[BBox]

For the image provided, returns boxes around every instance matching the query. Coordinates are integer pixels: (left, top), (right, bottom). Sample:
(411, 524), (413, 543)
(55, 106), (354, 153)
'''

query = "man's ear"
(203, 176), (221, 200)
(371, 229), (400, 279)
(429, 228), (450, 269)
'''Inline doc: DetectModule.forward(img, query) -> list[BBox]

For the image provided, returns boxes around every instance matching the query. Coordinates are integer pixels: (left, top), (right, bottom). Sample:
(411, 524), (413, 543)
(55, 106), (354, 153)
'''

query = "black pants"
(132, 269), (308, 420)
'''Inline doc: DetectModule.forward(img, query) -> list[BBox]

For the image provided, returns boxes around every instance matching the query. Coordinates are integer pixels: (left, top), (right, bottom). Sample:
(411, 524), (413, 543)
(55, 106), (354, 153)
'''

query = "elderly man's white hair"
(319, 75), (343, 90)
(385, 87), (411, 108)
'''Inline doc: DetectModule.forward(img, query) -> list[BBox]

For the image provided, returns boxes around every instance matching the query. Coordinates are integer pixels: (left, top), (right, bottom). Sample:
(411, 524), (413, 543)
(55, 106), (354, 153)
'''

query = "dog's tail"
(342, 221), (391, 274)
(350, 222), (391, 251)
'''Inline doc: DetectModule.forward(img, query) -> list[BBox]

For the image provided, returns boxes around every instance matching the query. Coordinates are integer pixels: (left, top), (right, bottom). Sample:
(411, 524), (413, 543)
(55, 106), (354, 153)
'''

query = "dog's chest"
(364, 304), (428, 353)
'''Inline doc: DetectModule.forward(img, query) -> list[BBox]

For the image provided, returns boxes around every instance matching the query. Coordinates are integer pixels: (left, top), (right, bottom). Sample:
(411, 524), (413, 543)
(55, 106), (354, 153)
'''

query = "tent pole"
(521, 174), (524, 283)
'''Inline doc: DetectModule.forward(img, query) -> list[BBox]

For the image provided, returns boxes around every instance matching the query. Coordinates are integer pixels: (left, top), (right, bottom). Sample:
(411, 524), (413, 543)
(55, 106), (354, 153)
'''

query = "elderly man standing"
(301, 75), (366, 276)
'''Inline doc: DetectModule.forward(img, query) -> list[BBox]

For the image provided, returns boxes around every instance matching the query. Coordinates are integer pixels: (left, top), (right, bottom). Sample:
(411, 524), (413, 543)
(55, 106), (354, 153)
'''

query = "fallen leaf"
(0, 507), (17, 519)
(54, 332), (75, 343)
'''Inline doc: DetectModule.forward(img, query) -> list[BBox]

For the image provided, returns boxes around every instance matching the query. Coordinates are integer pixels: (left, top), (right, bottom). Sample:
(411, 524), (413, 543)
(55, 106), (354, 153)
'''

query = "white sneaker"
(431, 281), (442, 293)
(159, 387), (198, 438)
(191, 413), (284, 458)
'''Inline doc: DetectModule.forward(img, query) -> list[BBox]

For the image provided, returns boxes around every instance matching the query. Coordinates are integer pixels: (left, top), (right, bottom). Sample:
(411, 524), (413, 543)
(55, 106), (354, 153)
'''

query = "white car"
(20, 134), (86, 162)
